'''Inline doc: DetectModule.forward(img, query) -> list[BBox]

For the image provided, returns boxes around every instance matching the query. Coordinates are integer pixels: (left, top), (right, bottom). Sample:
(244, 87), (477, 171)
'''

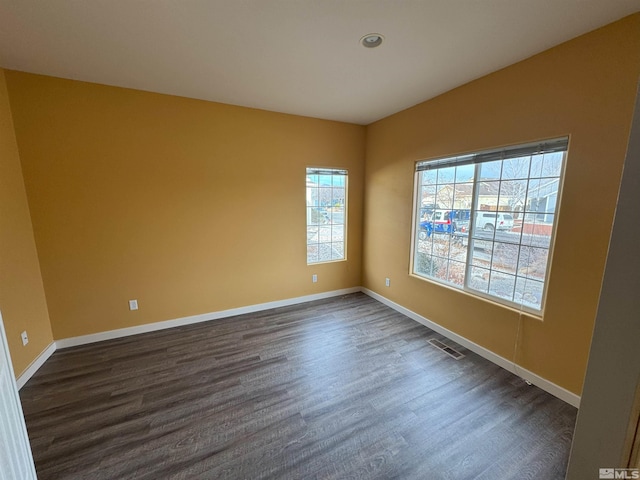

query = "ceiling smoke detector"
(360, 33), (384, 48)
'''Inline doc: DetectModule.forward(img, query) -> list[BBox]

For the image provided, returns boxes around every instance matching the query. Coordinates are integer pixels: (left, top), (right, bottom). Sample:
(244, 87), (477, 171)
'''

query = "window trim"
(409, 137), (569, 317)
(306, 167), (348, 265)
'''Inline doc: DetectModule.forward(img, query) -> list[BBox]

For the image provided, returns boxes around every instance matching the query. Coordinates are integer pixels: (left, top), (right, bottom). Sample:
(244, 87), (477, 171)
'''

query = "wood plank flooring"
(20, 293), (577, 479)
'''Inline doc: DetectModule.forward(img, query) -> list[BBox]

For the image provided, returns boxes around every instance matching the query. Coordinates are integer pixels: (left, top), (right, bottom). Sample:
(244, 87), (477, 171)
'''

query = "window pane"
(307, 245), (318, 264)
(514, 277), (544, 310)
(417, 221), (434, 245)
(541, 152), (563, 177)
(455, 164), (475, 183)
(318, 187), (332, 207)
(521, 213), (554, 247)
(499, 179), (528, 212)
(447, 261), (466, 286)
(420, 185), (437, 212)
(494, 224), (521, 246)
(468, 266), (490, 294)
(477, 181), (500, 211)
(318, 226), (331, 242)
(527, 178), (559, 216)
(490, 242), (519, 275)
(529, 155), (544, 178)
(331, 242), (344, 260)
(479, 160), (502, 180)
(307, 186), (320, 206)
(435, 185), (454, 209)
(502, 156), (531, 180)
(449, 237), (468, 262)
(318, 174), (332, 186)
(432, 235), (452, 259)
(331, 226), (344, 243)
(306, 226), (318, 243)
(517, 246), (549, 281)
(488, 271), (516, 302)
(332, 188), (346, 206)
(473, 211), (498, 239)
(422, 170), (437, 185)
(519, 227), (552, 249)
(430, 256), (449, 283)
(437, 166), (456, 184)
(414, 251), (435, 277)
(307, 207), (324, 225)
(452, 183), (473, 210)
(330, 207), (345, 225)
(318, 243), (333, 262)
(470, 239), (491, 267)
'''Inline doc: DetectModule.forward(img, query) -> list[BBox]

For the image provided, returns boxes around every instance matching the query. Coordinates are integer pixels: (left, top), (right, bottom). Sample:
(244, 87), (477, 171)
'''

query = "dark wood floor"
(20, 293), (577, 480)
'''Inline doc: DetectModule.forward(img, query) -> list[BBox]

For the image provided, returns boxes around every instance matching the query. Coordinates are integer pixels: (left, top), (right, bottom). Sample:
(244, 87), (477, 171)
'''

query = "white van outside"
(475, 212), (514, 231)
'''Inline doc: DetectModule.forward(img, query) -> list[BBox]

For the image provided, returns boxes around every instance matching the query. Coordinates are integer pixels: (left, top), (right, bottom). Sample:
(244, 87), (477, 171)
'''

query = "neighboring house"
(525, 178), (559, 224)
(420, 182), (519, 213)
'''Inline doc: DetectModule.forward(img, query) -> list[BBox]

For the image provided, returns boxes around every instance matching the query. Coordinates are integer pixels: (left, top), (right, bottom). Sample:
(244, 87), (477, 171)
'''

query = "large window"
(412, 138), (568, 313)
(306, 168), (347, 264)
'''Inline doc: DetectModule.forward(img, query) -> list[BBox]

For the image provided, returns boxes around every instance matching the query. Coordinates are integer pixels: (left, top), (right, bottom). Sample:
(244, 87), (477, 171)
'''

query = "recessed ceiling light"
(361, 33), (384, 48)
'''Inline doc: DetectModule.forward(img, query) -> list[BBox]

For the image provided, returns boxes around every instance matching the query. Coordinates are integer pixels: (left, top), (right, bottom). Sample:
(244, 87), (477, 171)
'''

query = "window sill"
(408, 272), (545, 322)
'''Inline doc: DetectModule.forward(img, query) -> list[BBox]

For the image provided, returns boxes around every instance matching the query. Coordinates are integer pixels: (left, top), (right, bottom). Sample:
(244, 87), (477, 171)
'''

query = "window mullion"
(463, 164), (480, 293)
(511, 156), (534, 302)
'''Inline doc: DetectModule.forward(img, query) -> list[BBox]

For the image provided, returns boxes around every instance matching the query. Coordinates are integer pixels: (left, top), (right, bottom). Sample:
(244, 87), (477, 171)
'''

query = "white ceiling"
(0, 1), (638, 125)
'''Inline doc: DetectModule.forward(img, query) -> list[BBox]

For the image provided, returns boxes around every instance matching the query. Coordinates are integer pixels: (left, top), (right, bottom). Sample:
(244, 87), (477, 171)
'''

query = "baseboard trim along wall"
(19, 286), (581, 408)
(17, 341), (56, 390)
(55, 287), (361, 350)
(361, 287), (581, 408)
(19, 288), (357, 388)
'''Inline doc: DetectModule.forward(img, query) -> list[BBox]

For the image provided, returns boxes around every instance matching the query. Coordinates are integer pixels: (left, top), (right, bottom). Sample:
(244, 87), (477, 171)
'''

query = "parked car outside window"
(419, 209), (470, 238)
(475, 212), (514, 231)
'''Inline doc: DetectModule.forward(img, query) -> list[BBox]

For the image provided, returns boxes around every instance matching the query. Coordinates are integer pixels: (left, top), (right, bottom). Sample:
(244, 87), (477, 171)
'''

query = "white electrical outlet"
(21, 331), (28, 346)
(385, 277), (390, 287)
(312, 274), (318, 283)
(129, 299), (139, 311)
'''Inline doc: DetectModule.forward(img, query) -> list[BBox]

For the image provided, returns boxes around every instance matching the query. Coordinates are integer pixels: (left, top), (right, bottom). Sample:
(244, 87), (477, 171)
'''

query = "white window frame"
(306, 167), (348, 264)
(410, 138), (568, 315)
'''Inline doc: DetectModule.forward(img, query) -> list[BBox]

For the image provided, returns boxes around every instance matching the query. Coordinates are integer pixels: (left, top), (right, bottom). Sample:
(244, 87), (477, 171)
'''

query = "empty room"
(1, 1), (639, 479)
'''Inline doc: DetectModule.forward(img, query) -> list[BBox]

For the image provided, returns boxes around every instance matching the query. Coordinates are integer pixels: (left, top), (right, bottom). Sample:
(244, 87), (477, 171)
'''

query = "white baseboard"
(20, 286), (581, 408)
(56, 287), (361, 349)
(361, 288), (581, 408)
(17, 341), (56, 390)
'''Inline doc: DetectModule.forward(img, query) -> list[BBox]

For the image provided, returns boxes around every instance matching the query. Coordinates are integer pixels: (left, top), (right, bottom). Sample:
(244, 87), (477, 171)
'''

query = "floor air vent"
(428, 339), (465, 360)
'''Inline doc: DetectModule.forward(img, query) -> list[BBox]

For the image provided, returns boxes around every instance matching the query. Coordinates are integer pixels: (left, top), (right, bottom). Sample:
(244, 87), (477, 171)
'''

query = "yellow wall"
(362, 14), (640, 395)
(0, 69), (53, 377)
(5, 72), (365, 340)
(3, 14), (638, 395)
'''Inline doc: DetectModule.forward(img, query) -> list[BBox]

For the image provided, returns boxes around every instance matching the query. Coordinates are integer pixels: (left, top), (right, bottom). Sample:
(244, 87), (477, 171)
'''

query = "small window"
(306, 168), (347, 264)
(412, 138), (568, 313)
